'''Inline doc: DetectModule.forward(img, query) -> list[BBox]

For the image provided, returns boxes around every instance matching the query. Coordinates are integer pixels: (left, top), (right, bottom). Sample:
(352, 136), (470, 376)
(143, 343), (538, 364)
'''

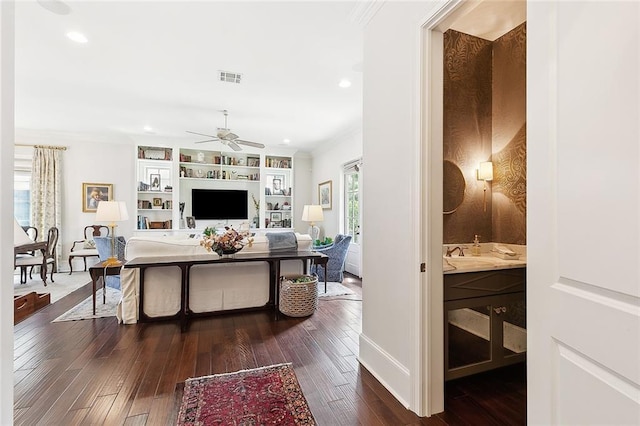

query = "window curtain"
(30, 146), (63, 267)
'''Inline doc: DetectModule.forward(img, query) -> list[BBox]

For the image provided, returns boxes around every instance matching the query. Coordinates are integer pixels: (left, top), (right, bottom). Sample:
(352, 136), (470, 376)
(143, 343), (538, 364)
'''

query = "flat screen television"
(191, 189), (248, 220)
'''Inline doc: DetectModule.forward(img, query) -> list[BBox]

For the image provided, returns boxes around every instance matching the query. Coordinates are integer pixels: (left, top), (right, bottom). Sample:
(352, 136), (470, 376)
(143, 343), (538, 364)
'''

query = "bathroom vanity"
(443, 255), (526, 380)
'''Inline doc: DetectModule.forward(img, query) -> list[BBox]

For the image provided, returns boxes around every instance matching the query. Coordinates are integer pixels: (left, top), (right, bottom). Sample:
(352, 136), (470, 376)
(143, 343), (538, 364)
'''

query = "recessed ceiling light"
(283, 139), (291, 144)
(66, 31), (88, 44)
(338, 78), (352, 88)
(143, 126), (154, 133)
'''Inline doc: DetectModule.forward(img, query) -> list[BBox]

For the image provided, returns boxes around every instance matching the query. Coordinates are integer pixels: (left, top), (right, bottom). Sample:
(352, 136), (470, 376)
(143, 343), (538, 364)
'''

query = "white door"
(528, 2), (640, 424)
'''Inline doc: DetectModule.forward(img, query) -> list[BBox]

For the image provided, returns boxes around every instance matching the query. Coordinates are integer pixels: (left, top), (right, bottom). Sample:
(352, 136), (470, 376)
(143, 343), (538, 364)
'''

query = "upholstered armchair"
(312, 234), (352, 282)
(94, 236), (126, 290)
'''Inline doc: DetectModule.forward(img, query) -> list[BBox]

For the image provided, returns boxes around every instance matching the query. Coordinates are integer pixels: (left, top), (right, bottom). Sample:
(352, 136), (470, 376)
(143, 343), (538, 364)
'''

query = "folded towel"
(266, 232), (298, 252)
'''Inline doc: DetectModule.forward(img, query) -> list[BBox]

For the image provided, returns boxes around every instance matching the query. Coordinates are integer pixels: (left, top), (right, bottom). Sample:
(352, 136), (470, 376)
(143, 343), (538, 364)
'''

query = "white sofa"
(117, 232), (312, 324)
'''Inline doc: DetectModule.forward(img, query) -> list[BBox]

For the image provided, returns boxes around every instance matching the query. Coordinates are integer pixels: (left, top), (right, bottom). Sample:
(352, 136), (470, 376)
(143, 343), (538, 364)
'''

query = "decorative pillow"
(83, 239), (96, 249)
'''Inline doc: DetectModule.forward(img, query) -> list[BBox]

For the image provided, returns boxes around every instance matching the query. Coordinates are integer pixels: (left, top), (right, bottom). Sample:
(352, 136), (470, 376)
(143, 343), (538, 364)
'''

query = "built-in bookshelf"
(136, 146), (174, 231)
(134, 146), (295, 232)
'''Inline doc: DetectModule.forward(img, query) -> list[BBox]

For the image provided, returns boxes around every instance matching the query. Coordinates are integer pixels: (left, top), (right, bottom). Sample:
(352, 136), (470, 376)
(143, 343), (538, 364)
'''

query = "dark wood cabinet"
(444, 268), (526, 380)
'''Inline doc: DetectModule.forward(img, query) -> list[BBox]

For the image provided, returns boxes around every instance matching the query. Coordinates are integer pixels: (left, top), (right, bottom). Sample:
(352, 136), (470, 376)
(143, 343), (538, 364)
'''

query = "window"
(343, 161), (360, 244)
(14, 146), (33, 226)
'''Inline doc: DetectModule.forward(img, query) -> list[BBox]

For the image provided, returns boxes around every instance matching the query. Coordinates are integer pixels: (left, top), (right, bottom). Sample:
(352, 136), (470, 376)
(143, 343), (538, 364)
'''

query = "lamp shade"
(95, 201), (129, 223)
(301, 205), (324, 223)
(477, 161), (494, 181)
(14, 218), (33, 246)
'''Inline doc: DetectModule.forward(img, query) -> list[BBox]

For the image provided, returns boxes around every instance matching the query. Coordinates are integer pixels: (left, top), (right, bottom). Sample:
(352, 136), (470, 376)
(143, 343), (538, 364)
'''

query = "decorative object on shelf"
(150, 174), (161, 191)
(152, 198), (162, 209)
(82, 182), (113, 213)
(270, 212), (282, 223)
(186, 216), (196, 229)
(318, 180), (332, 209)
(179, 202), (185, 219)
(200, 226), (253, 257)
(301, 205), (323, 242)
(95, 201), (129, 266)
(164, 185), (172, 192)
(196, 151), (205, 163)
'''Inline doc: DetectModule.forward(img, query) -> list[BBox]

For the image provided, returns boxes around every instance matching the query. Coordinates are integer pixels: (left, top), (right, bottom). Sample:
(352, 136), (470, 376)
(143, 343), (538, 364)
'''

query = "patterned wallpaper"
(443, 24), (527, 245)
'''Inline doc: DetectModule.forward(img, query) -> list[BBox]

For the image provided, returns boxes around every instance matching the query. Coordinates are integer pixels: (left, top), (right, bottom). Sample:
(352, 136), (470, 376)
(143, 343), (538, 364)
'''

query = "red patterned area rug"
(176, 363), (316, 425)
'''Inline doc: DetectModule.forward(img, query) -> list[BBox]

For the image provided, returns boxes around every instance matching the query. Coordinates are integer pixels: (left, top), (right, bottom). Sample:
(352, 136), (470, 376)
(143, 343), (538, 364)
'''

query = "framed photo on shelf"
(319, 180), (332, 209)
(186, 216), (196, 229)
(153, 197), (162, 208)
(150, 174), (161, 191)
(82, 182), (113, 213)
(270, 212), (282, 222)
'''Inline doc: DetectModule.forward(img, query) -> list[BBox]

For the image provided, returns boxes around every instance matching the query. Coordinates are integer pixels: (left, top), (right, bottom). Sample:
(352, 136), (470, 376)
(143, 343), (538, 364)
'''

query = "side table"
(89, 260), (123, 315)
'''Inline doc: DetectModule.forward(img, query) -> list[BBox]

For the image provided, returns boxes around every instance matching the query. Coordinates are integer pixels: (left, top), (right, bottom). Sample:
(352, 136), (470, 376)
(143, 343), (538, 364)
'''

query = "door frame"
(414, 0), (498, 416)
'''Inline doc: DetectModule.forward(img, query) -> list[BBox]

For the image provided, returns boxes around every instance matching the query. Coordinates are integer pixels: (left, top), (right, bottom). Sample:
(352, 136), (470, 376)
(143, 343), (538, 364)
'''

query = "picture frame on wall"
(318, 180), (332, 209)
(82, 182), (113, 212)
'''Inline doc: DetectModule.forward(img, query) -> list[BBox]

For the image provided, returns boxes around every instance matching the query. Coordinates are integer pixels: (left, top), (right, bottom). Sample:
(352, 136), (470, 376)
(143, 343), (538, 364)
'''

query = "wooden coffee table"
(88, 260), (123, 315)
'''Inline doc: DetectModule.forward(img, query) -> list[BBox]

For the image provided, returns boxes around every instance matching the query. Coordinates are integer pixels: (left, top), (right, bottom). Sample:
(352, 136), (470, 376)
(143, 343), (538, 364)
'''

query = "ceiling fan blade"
(221, 132), (239, 141)
(187, 130), (217, 138)
(235, 139), (266, 149)
(227, 141), (243, 151)
(194, 139), (218, 144)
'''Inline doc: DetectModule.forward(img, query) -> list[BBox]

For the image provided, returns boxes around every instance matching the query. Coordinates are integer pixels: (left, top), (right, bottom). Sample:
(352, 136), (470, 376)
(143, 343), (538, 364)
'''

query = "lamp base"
(308, 225), (320, 243)
(103, 256), (121, 267)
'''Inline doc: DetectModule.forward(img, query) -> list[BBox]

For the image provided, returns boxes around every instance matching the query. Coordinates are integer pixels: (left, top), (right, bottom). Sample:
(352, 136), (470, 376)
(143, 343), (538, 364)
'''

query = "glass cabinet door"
(446, 303), (492, 371)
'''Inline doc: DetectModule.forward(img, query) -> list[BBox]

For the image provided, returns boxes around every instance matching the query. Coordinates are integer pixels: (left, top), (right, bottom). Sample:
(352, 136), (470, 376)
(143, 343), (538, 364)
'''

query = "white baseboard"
(358, 333), (411, 408)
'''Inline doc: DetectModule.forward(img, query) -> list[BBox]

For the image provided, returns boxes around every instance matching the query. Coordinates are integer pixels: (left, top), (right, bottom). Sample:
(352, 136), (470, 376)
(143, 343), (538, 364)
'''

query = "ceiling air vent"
(218, 71), (242, 84)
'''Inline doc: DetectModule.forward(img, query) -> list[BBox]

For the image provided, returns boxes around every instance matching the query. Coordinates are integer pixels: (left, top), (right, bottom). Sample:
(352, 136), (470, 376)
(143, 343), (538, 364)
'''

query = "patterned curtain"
(30, 147), (63, 268)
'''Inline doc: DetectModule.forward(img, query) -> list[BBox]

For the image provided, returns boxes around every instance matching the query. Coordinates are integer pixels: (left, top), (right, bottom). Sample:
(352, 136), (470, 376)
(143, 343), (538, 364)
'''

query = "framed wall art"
(82, 182), (113, 212)
(318, 180), (332, 209)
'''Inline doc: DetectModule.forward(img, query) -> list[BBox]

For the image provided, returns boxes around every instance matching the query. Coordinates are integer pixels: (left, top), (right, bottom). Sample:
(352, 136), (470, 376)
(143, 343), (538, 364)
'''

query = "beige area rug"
(52, 288), (120, 322)
(317, 282), (355, 297)
(13, 271), (91, 303)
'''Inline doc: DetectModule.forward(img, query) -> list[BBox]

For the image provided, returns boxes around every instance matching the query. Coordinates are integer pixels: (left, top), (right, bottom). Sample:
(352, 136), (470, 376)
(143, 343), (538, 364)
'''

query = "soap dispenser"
(471, 235), (482, 256)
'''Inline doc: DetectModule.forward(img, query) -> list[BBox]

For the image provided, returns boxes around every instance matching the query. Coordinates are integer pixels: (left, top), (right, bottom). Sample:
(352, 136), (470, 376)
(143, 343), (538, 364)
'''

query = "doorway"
(419, 0), (527, 417)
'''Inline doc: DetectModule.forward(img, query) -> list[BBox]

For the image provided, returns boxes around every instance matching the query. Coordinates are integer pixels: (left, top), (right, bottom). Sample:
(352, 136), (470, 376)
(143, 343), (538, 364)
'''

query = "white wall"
(293, 153), (312, 234)
(360, 0), (438, 409)
(0, 2), (14, 422)
(15, 129), (137, 271)
(310, 127), (362, 240)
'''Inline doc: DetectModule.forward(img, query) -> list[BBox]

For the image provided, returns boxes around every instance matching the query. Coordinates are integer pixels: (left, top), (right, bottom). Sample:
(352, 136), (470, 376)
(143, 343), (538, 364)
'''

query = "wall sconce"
(477, 161), (493, 212)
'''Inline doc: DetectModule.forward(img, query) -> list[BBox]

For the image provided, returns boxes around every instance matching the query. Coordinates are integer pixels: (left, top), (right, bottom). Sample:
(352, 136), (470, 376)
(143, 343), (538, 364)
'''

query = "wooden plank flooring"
(14, 273), (525, 425)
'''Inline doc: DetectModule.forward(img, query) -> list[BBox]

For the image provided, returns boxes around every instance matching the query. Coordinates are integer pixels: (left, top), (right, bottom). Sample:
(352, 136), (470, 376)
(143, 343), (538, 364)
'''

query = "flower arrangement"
(251, 193), (260, 212)
(200, 226), (253, 256)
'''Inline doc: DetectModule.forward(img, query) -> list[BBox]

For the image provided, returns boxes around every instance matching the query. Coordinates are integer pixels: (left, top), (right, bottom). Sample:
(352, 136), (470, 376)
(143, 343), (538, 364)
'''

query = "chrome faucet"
(446, 246), (466, 257)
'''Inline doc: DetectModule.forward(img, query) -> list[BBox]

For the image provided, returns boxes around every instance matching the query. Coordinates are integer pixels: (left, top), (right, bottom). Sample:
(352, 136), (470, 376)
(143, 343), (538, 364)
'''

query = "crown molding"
(349, 0), (385, 27)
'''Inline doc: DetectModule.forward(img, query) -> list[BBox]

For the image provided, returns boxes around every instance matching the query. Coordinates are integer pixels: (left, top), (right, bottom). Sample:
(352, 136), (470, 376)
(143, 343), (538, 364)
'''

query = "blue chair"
(312, 234), (352, 282)
(94, 236), (126, 289)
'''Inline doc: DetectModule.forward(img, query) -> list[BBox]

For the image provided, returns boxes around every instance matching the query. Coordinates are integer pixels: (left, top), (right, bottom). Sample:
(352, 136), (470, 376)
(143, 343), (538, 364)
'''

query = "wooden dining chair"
(68, 225), (109, 273)
(15, 226), (59, 286)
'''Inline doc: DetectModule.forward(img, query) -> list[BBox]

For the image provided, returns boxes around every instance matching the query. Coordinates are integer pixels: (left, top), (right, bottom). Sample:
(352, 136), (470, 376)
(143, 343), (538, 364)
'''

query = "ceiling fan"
(186, 110), (265, 152)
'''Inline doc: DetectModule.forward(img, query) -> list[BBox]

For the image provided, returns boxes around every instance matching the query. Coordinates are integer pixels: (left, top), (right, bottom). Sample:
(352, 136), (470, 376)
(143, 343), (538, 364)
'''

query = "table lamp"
(95, 201), (129, 266)
(301, 205), (323, 242)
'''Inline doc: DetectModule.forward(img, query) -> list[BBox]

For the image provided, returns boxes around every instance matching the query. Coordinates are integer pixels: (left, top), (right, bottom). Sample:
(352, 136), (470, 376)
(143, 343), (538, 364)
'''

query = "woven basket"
(279, 275), (318, 317)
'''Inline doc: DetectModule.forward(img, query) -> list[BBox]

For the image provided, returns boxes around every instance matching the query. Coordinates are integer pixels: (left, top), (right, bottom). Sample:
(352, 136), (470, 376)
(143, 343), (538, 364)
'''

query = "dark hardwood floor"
(14, 273), (525, 425)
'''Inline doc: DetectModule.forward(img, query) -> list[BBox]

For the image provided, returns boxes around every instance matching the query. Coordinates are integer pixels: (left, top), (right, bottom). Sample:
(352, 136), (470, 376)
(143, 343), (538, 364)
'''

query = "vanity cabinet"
(444, 268), (526, 380)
